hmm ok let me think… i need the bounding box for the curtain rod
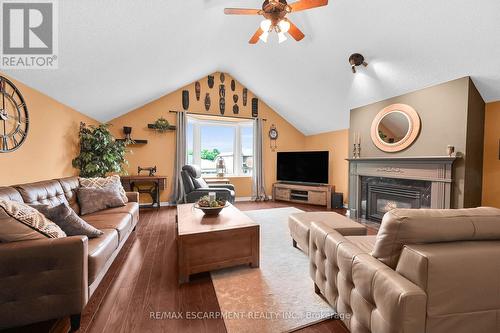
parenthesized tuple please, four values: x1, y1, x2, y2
(169, 110, 267, 121)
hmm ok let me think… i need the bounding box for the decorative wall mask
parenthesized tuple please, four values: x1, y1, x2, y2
(220, 73, 225, 83)
(182, 90, 189, 110)
(242, 88, 248, 106)
(195, 82, 201, 101)
(231, 80, 236, 91)
(233, 104, 239, 114)
(219, 98, 225, 115)
(208, 75, 214, 89)
(251, 98, 259, 118)
(204, 93, 211, 111)
(233, 94, 238, 103)
(219, 85, 225, 98)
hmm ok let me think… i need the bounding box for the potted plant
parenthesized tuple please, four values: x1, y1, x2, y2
(72, 122, 129, 177)
(152, 117, 170, 132)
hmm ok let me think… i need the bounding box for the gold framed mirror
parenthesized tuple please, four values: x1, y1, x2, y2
(370, 104, 421, 153)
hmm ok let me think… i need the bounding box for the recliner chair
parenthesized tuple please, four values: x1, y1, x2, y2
(181, 165, 236, 203)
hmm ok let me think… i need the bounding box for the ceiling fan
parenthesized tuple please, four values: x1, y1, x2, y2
(224, 0, 328, 44)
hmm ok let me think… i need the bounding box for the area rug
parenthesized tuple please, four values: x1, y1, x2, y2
(211, 207, 335, 333)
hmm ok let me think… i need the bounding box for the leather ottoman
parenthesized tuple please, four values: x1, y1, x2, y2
(288, 212, 367, 255)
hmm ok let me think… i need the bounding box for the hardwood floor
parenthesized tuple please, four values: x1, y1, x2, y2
(5, 201, 377, 333)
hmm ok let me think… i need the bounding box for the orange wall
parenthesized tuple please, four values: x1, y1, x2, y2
(0, 73, 98, 186)
(482, 101, 500, 208)
(304, 129, 349, 204)
(109, 72, 306, 202)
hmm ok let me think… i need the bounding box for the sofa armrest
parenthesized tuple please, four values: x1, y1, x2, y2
(126, 191, 139, 203)
(309, 222, 426, 333)
(208, 184, 235, 191)
(0, 236, 89, 329)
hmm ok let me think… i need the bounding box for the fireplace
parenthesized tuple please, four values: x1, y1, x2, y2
(361, 178, 431, 221)
(348, 156, 456, 221)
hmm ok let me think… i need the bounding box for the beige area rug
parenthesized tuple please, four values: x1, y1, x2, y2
(211, 207, 335, 333)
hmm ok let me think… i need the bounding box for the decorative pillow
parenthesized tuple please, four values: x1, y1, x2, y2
(0, 200, 66, 242)
(77, 187, 126, 215)
(35, 203, 103, 238)
(193, 177, 209, 189)
(79, 175, 128, 203)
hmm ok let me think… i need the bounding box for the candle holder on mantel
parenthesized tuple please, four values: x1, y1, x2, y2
(352, 133, 361, 158)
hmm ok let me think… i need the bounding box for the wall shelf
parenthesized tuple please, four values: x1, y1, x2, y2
(116, 139, 148, 144)
(147, 124, 176, 131)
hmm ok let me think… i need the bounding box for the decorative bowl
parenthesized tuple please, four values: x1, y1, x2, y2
(194, 201, 230, 216)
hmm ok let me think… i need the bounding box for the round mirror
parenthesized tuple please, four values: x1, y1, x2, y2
(371, 104, 421, 152)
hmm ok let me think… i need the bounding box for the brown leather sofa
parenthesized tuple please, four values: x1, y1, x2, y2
(309, 207, 500, 333)
(0, 176, 139, 331)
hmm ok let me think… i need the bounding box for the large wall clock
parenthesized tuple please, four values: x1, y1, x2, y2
(0, 76, 29, 153)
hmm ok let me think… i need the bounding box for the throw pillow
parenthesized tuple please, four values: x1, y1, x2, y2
(35, 203, 104, 238)
(0, 199, 66, 242)
(79, 175, 128, 203)
(193, 177, 209, 189)
(77, 187, 126, 215)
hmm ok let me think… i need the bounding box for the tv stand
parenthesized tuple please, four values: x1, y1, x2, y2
(272, 183, 333, 209)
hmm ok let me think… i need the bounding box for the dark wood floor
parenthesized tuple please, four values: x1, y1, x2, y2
(5, 201, 378, 333)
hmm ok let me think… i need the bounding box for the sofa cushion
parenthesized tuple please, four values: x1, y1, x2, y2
(15, 180, 68, 207)
(372, 207, 500, 268)
(58, 176, 81, 214)
(79, 175, 128, 203)
(193, 177, 209, 189)
(0, 187, 24, 203)
(83, 213, 132, 242)
(86, 202, 139, 225)
(87, 228, 119, 284)
(77, 187, 126, 215)
(0, 200, 66, 241)
(37, 203, 104, 239)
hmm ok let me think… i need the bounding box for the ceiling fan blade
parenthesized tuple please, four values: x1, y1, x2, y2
(224, 8, 261, 15)
(249, 27, 264, 44)
(289, 0, 328, 12)
(287, 20, 305, 41)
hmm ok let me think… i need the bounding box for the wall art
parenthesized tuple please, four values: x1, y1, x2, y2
(208, 75, 214, 89)
(219, 98, 225, 115)
(219, 84, 225, 98)
(231, 80, 236, 91)
(195, 81, 201, 101)
(233, 104, 239, 114)
(182, 90, 189, 110)
(242, 88, 248, 106)
(233, 94, 238, 103)
(204, 93, 211, 111)
(220, 72, 225, 83)
(251, 98, 258, 118)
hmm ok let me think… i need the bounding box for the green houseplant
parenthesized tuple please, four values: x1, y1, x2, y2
(152, 117, 170, 132)
(72, 122, 129, 177)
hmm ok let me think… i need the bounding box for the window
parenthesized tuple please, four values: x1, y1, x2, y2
(187, 116, 253, 176)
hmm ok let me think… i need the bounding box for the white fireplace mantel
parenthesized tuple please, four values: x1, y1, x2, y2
(347, 156, 458, 218)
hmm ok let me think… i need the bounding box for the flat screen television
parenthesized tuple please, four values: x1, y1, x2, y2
(277, 151, 329, 185)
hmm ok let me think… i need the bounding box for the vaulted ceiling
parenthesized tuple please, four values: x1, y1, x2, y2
(4, 0, 500, 135)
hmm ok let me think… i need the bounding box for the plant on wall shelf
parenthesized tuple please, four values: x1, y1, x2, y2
(152, 117, 170, 132)
(72, 122, 129, 177)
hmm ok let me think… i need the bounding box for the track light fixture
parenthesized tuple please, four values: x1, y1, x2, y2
(349, 53, 368, 73)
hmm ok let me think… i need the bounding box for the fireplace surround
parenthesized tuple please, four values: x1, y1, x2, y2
(348, 156, 457, 220)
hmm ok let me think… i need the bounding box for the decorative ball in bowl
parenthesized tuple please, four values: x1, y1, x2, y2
(194, 196, 229, 216)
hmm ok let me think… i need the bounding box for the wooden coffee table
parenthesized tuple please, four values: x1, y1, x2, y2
(176, 203, 260, 283)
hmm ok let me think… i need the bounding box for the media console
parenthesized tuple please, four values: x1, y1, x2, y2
(272, 182, 333, 209)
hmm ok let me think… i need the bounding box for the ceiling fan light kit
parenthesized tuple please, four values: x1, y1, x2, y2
(224, 0, 328, 44)
(349, 53, 368, 73)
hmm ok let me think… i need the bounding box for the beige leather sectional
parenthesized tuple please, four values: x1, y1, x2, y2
(310, 207, 500, 333)
(0, 176, 139, 331)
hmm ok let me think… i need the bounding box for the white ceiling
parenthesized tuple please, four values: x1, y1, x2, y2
(4, 0, 500, 135)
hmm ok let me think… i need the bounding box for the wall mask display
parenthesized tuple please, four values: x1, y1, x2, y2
(242, 88, 248, 106)
(220, 73, 225, 83)
(182, 90, 189, 110)
(204, 93, 211, 111)
(233, 104, 239, 114)
(219, 84, 225, 98)
(219, 98, 225, 115)
(370, 103, 421, 153)
(231, 80, 236, 91)
(207, 75, 214, 89)
(195, 81, 201, 101)
(251, 98, 259, 118)
(233, 94, 238, 103)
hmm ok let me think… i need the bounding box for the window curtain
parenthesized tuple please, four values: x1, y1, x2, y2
(252, 118, 269, 201)
(172, 111, 187, 203)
